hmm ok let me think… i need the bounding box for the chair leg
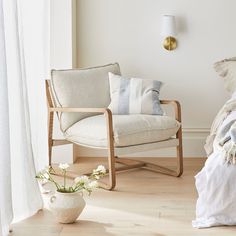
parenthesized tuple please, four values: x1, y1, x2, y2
(107, 146, 116, 190)
(73, 144, 78, 164)
(176, 138, 183, 177)
(99, 109, 116, 190)
(98, 147, 116, 191)
(48, 112, 54, 166)
(48, 142, 52, 166)
(175, 123, 183, 177)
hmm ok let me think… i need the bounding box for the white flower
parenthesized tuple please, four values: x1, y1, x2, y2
(74, 175, 89, 184)
(59, 163, 69, 170)
(95, 165, 106, 174)
(44, 173, 50, 180)
(88, 180, 98, 189)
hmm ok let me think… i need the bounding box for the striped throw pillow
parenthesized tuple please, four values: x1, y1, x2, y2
(108, 72, 164, 115)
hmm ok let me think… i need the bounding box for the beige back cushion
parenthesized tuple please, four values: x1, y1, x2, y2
(51, 63, 121, 132)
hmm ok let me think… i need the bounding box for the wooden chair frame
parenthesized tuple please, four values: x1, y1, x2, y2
(46, 80, 183, 190)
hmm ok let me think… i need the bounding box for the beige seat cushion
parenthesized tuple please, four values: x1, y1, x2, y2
(64, 114, 180, 147)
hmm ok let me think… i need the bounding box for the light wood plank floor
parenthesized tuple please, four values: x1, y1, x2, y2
(11, 157, 236, 236)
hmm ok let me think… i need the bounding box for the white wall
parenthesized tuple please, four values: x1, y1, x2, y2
(50, 0, 75, 69)
(76, 0, 236, 157)
(50, 0, 76, 163)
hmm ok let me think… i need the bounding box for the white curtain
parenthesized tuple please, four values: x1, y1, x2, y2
(0, 0, 49, 235)
(0, 0, 13, 235)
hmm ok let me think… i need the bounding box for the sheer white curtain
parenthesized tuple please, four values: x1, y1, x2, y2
(0, 0, 49, 235)
(0, 0, 13, 235)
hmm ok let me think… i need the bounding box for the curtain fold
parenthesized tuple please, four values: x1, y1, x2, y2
(0, 0, 13, 234)
(0, 0, 49, 234)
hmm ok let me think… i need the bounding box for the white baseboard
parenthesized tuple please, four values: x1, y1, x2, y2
(182, 128, 209, 157)
(52, 144, 74, 163)
(74, 128, 210, 158)
(52, 128, 210, 163)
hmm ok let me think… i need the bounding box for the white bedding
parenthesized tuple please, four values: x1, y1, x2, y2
(193, 110, 236, 228)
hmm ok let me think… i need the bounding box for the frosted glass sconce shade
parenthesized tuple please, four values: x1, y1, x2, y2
(161, 15, 177, 51)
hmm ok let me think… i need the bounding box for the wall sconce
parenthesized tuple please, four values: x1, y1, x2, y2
(161, 15, 177, 51)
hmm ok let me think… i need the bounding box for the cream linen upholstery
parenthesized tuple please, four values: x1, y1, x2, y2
(51, 63, 121, 131)
(64, 114, 180, 147)
(46, 62, 183, 190)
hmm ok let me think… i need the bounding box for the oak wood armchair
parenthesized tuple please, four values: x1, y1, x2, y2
(46, 63, 183, 190)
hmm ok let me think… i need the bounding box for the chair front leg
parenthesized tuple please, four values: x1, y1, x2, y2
(173, 100, 183, 177)
(106, 143, 116, 190)
(176, 126, 183, 177)
(104, 109, 116, 190)
(48, 110, 54, 166)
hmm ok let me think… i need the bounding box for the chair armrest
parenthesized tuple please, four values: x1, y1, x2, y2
(48, 107, 111, 114)
(160, 100, 182, 122)
(48, 107, 114, 141)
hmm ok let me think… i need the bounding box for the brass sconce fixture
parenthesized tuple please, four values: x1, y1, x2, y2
(161, 15, 177, 51)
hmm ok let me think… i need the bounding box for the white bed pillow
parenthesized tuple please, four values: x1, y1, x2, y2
(214, 57, 236, 94)
(108, 72, 164, 115)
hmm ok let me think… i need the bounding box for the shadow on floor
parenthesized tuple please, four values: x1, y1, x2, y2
(10, 209, 116, 236)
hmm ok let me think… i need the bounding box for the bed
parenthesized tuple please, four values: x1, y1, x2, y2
(193, 58, 236, 228)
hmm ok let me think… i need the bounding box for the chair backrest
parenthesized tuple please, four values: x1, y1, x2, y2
(50, 63, 121, 132)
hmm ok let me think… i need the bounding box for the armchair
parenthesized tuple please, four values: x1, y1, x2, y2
(46, 63, 183, 190)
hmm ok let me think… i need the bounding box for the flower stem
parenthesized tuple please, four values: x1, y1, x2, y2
(64, 170, 66, 190)
(48, 173, 61, 190)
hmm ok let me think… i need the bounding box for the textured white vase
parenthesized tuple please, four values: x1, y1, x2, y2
(49, 191, 86, 224)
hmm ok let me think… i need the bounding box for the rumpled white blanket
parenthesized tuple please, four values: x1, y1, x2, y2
(193, 109, 236, 228)
(204, 91, 236, 157)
